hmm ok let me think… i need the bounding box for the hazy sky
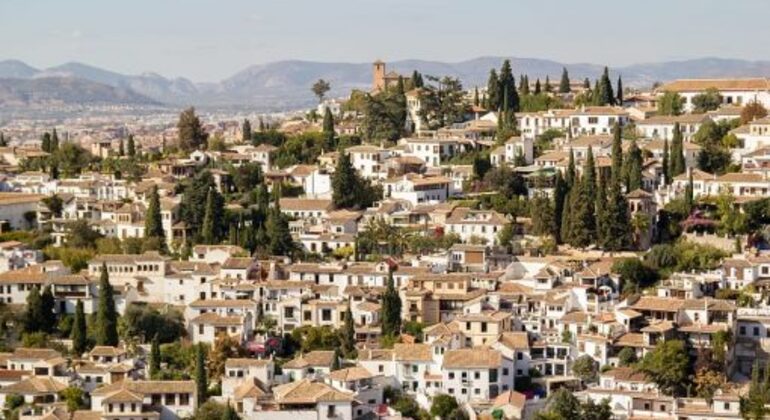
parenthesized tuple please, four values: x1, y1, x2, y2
(1, 0, 768, 82)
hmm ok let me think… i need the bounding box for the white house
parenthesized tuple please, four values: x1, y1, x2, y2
(657, 78, 770, 113)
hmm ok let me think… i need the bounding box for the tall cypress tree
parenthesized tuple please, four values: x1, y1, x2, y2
(610, 123, 623, 185)
(486, 69, 500, 111)
(553, 171, 568, 244)
(566, 149, 576, 188)
(150, 334, 161, 378)
(596, 172, 609, 247)
(616, 76, 624, 105)
(145, 186, 164, 241)
(534, 79, 542, 95)
(473, 88, 480, 107)
(0, 132, 6, 147)
(51, 128, 60, 152)
(23, 286, 43, 333)
(127, 134, 136, 158)
(685, 172, 695, 213)
(381, 270, 402, 337)
(332, 153, 360, 209)
(71, 300, 87, 355)
(41, 133, 51, 153)
(599, 67, 615, 106)
(195, 344, 207, 406)
(118, 139, 125, 156)
(559, 67, 571, 93)
(520, 75, 530, 96)
(96, 263, 119, 346)
(583, 147, 597, 207)
(201, 189, 217, 244)
(266, 202, 294, 256)
(670, 123, 686, 177)
(602, 180, 630, 251)
(498, 60, 519, 112)
(342, 305, 356, 357)
(662, 138, 671, 185)
(242, 119, 252, 143)
(40, 285, 56, 333)
(625, 140, 643, 191)
(544, 76, 552, 93)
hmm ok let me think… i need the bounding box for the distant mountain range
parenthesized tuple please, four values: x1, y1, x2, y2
(1, 57, 770, 111)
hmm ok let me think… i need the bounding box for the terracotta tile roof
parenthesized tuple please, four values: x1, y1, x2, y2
(222, 257, 254, 270)
(283, 351, 335, 369)
(1, 377, 67, 395)
(657, 78, 770, 93)
(190, 312, 244, 326)
(226, 358, 272, 369)
(188, 299, 256, 308)
(279, 198, 333, 212)
(603, 367, 650, 382)
(272, 379, 354, 404)
(358, 349, 394, 362)
(631, 296, 686, 312)
(614, 332, 646, 348)
(393, 344, 433, 362)
(495, 332, 530, 349)
(493, 390, 527, 409)
(443, 348, 502, 369)
(329, 366, 376, 382)
(92, 380, 195, 396)
(89, 346, 126, 358)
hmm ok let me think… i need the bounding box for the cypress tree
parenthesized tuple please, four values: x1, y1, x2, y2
(0, 132, 6, 147)
(145, 186, 164, 241)
(332, 347, 342, 371)
(616, 76, 624, 105)
(322, 107, 336, 150)
(670, 123, 686, 177)
(71, 300, 87, 355)
(486, 69, 500, 111)
(195, 344, 207, 406)
(596, 173, 608, 247)
(332, 153, 360, 209)
(40, 285, 56, 333)
(41, 133, 51, 153)
(266, 203, 293, 256)
(583, 147, 597, 206)
(118, 139, 125, 156)
(342, 305, 356, 358)
(583, 78, 591, 90)
(625, 140, 643, 191)
(473, 88, 480, 107)
(553, 171, 568, 243)
(498, 60, 519, 112)
(23, 286, 43, 333)
(566, 149, 576, 188)
(534, 79, 541, 95)
(520, 75, 530, 95)
(412, 70, 423, 88)
(96, 263, 119, 346)
(380, 270, 402, 337)
(127, 134, 136, 158)
(51, 128, 60, 152)
(544, 76, 552, 93)
(223, 402, 240, 420)
(201, 189, 218, 244)
(150, 334, 161, 378)
(566, 181, 594, 248)
(610, 122, 623, 185)
(602, 180, 630, 251)
(662, 138, 671, 185)
(242, 119, 252, 143)
(599, 67, 615, 106)
(559, 67, 571, 93)
(685, 172, 695, 213)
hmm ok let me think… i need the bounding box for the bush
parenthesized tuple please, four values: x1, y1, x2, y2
(612, 258, 659, 293)
(431, 394, 459, 419)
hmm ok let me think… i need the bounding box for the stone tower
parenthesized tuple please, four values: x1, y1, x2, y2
(373, 60, 386, 92)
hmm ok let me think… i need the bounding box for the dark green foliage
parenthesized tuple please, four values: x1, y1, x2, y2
(430, 394, 459, 419)
(658, 92, 685, 116)
(530, 194, 556, 237)
(559, 68, 571, 93)
(0, 132, 6, 147)
(670, 123, 686, 177)
(66, 220, 103, 249)
(691, 88, 722, 113)
(241, 119, 252, 143)
(341, 305, 356, 358)
(624, 140, 643, 191)
(23, 286, 44, 334)
(486, 69, 500, 111)
(381, 271, 402, 337)
(617, 347, 637, 366)
(546, 388, 581, 419)
(145, 186, 164, 240)
(265, 201, 295, 257)
(150, 334, 161, 378)
(596, 67, 615, 106)
(498, 60, 519, 112)
(662, 138, 671, 184)
(599, 179, 630, 251)
(610, 123, 623, 184)
(127, 135, 136, 158)
(572, 354, 599, 383)
(332, 153, 380, 210)
(616, 76, 623, 104)
(177, 107, 208, 152)
(195, 344, 208, 406)
(553, 171, 568, 243)
(419, 76, 467, 130)
(201, 190, 220, 244)
(612, 258, 659, 293)
(40, 286, 56, 333)
(71, 300, 87, 355)
(312, 79, 331, 102)
(95, 264, 119, 346)
(637, 339, 691, 396)
(122, 303, 186, 343)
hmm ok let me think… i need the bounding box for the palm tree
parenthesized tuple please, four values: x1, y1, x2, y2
(631, 213, 651, 249)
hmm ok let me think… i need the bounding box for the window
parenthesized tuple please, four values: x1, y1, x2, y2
(474, 371, 480, 379)
(448, 388, 454, 394)
(588, 117, 598, 124)
(165, 394, 176, 405)
(378, 365, 384, 373)
(322, 309, 332, 321)
(755, 326, 760, 337)
(461, 388, 467, 394)
(481, 322, 487, 333)
(474, 388, 480, 395)
(503, 368, 509, 376)
(199, 324, 204, 334)
(449, 372, 455, 379)
(327, 405, 336, 417)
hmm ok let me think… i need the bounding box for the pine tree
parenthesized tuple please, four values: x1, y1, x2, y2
(473, 88, 480, 107)
(498, 60, 519, 112)
(599, 67, 615, 106)
(266, 202, 294, 256)
(150, 334, 161, 378)
(662, 138, 671, 185)
(118, 139, 125, 156)
(341, 305, 356, 358)
(544, 76, 552, 93)
(23, 286, 43, 333)
(41, 133, 51, 153)
(127, 134, 136, 158)
(51, 128, 59, 152)
(381, 270, 402, 337)
(583, 78, 591, 89)
(71, 300, 87, 355)
(40, 285, 56, 333)
(601, 178, 630, 251)
(201, 189, 218, 244)
(534, 79, 541, 95)
(670, 123, 686, 177)
(568, 148, 597, 247)
(411, 70, 424, 88)
(322, 107, 336, 150)
(242, 119, 252, 143)
(520, 75, 530, 95)
(559, 67, 571, 93)
(616, 76, 624, 105)
(145, 186, 164, 241)
(583, 147, 597, 206)
(486, 69, 500, 111)
(685, 172, 694, 213)
(566, 149, 576, 188)
(625, 140, 643, 191)
(610, 122, 623, 185)
(96, 263, 119, 346)
(195, 344, 207, 406)
(332, 153, 360, 209)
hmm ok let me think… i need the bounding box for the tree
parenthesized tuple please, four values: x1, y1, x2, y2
(381, 270, 402, 337)
(118, 138, 125, 156)
(572, 355, 598, 383)
(657, 92, 685, 116)
(145, 186, 164, 242)
(209, 334, 246, 380)
(241, 119, 252, 143)
(71, 300, 87, 355)
(332, 152, 379, 210)
(544, 76, 552, 93)
(600, 180, 630, 252)
(636, 339, 690, 396)
(625, 140, 643, 191)
(23, 286, 43, 333)
(201, 189, 219, 244)
(150, 334, 161, 378)
(691, 88, 722, 113)
(741, 360, 769, 420)
(95, 263, 119, 346)
(177, 107, 208, 152)
(610, 123, 623, 184)
(0, 132, 6, 147)
(51, 128, 59, 152)
(534, 78, 542, 95)
(127, 134, 136, 158)
(41, 132, 51, 153)
(430, 394, 459, 419)
(195, 344, 208, 406)
(498, 60, 519, 112)
(616, 75, 624, 104)
(265, 202, 294, 256)
(558, 68, 571, 93)
(419, 75, 467, 129)
(40, 285, 56, 333)
(612, 258, 659, 294)
(617, 347, 637, 366)
(222, 402, 240, 420)
(546, 388, 581, 419)
(597, 67, 615, 106)
(530, 193, 556, 238)
(341, 305, 356, 358)
(486, 69, 500, 111)
(670, 123, 686, 177)
(662, 138, 671, 184)
(60, 386, 86, 412)
(741, 101, 768, 124)
(312, 79, 331, 102)
(553, 171, 568, 243)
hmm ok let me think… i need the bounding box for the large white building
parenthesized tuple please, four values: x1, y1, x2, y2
(657, 78, 770, 113)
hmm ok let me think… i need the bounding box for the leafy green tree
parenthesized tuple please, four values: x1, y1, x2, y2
(612, 258, 659, 293)
(741, 360, 769, 420)
(419, 75, 467, 129)
(597, 67, 615, 106)
(222, 402, 240, 420)
(41, 132, 51, 152)
(530, 193, 556, 237)
(312, 79, 331, 102)
(581, 399, 613, 420)
(617, 347, 637, 366)
(145, 186, 164, 241)
(572, 355, 599, 383)
(600, 180, 630, 251)
(195, 344, 208, 406)
(691, 88, 722, 113)
(265, 202, 294, 256)
(71, 300, 87, 355)
(657, 92, 685, 116)
(741, 101, 768, 124)
(177, 107, 208, 152)
(558, 68, 570, 93)
(332, 153, 379, 210)
(60, 386, 86, 412)
(430, 394, 459, 419)
(547, 388, 581, 419)
(23, 286, 43, 333)
(51, 128, 60, 152)
(381, 270, 402, 337)
(637, 339, 691, 396)
(95, 263, 119, 346)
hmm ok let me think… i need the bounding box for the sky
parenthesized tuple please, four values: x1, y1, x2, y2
(1, 0, 769, 82)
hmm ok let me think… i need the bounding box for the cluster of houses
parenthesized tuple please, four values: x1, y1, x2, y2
(1, 74, 770, 419)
